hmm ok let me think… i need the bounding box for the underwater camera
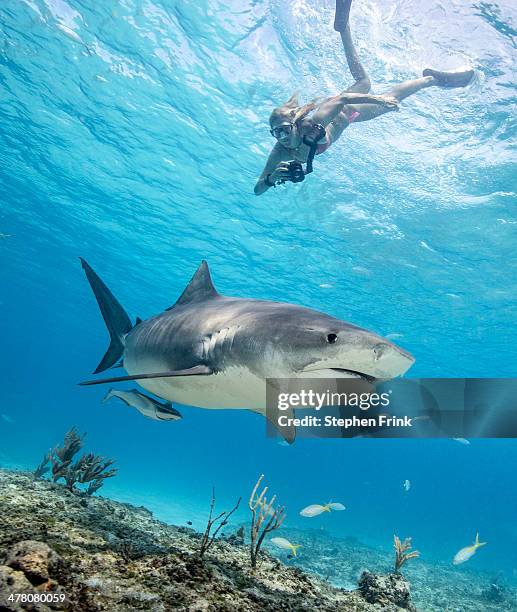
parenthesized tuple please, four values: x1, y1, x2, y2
(279, 160, 306, 183)
(278, 123, 327, 184)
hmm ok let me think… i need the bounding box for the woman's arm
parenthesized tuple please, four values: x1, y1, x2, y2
(254, 143, 292, 195)
(311, 92, 398, 127)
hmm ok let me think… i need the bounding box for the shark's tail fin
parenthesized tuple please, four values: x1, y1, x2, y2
(80, 258, 133, 374)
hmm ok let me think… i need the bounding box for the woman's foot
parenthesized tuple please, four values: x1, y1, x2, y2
(334, 0, 353, 33)
(422, 68, 475, 88)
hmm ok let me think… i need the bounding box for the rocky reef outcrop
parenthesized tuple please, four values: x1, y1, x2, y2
(1, 469, 515, 611)
(0, 469, 417, 611)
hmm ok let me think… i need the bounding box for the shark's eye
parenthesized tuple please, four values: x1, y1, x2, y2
(326, 333, 338, 344)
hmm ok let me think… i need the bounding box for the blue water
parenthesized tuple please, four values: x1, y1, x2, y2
(1, 0, 516, 588)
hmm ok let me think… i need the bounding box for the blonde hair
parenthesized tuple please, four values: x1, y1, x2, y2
(269, 92, 319, 127)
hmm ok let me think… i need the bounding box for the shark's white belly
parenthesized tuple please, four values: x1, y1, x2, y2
(130, 365, 268, 411)
(124, 355, 363, 411)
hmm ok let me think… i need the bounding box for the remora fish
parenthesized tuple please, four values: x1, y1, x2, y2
(103, 388, 182, 421)
(78, 259, 414, 443)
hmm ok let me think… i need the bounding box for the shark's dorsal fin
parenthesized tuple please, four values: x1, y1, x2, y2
(170, 261, 219, 309)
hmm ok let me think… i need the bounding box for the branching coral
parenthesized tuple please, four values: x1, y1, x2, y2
(36, 427, 117, 496)
(52, 427, 84, 465)
(74, 453, 117, 486)
(198, 488, 241, 559)
(33, 451, 51, 479)
(393, 535, 420, 573)
(249, 474, 286, 569)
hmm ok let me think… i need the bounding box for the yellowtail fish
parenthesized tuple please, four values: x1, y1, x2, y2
(270, 537, 301, 556)
(403, 479, 411, 492)
(453, 533, 486, 565)
(300, 502, 346, 517)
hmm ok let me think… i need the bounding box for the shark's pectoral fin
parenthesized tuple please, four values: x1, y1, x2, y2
(78, 365, 213, 386)
(248, 406, 296, 445)
(268, 406, 296, 445)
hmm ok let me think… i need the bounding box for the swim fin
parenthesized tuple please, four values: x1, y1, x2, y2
(334, 0, 353, 33)
(423, 68, 474, 88)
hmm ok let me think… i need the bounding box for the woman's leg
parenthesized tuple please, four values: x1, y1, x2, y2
(324, 12, 372, 143)
(333, 0, 370, 93)
(345, 75, 435, 122)
(325, 75, 433, 142)
(339, 25, 371, 93)
(346, 68, 474, 123)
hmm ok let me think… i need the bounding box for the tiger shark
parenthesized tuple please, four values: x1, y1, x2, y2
(79, 259, 414, 442)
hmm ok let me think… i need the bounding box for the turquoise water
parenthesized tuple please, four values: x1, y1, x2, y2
(1, 0, 516, 589)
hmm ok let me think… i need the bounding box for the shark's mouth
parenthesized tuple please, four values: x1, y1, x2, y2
(329, 368, 376, 384)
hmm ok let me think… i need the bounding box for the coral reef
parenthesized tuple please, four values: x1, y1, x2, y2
(33, 453, 51, 480)
(393, 535, 420, 573)
(249, 474, 285, 570)
(358, 571, 416, 611)
(0, 469, 515, 611)
(198, 488, 241, 559)
(34, 428, 117, 496)
(0, 468, 419, 611)
(226, 526, 245, 546)
(260, 526, 517, 612)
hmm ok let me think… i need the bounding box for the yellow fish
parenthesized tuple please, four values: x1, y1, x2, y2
(300, 502, 346, 517)
(270, 537, 301, 556)
(453, 533, 486, 565)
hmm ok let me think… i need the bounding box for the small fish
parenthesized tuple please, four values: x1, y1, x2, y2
(103, 388, 182, 421)
(187, 521, 192, 526)
(1, 414, 14, 424)
(271, 537, 301, 556)
(300, 502, 345, 517)
(453, 533, 486, 565)
(403, 480, 411, 492)
(0, 233, 12, 239)
(385, 332, 403, 340)
(56, 23, 83, 44)
(453, 438, 470, 445)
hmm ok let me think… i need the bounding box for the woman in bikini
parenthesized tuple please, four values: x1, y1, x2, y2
(254, 0, 474, 195)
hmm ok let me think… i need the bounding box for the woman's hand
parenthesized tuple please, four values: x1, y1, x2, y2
(268, 162, 292, 184)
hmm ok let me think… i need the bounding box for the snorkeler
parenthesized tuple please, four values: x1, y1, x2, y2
(254, 0, 474, 195)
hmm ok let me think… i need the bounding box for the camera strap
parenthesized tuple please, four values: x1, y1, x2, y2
(303, 123, 326, 175)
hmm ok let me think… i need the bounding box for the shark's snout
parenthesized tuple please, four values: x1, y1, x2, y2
(373, 341, 414, 379)
(299, 332, 414, 382)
